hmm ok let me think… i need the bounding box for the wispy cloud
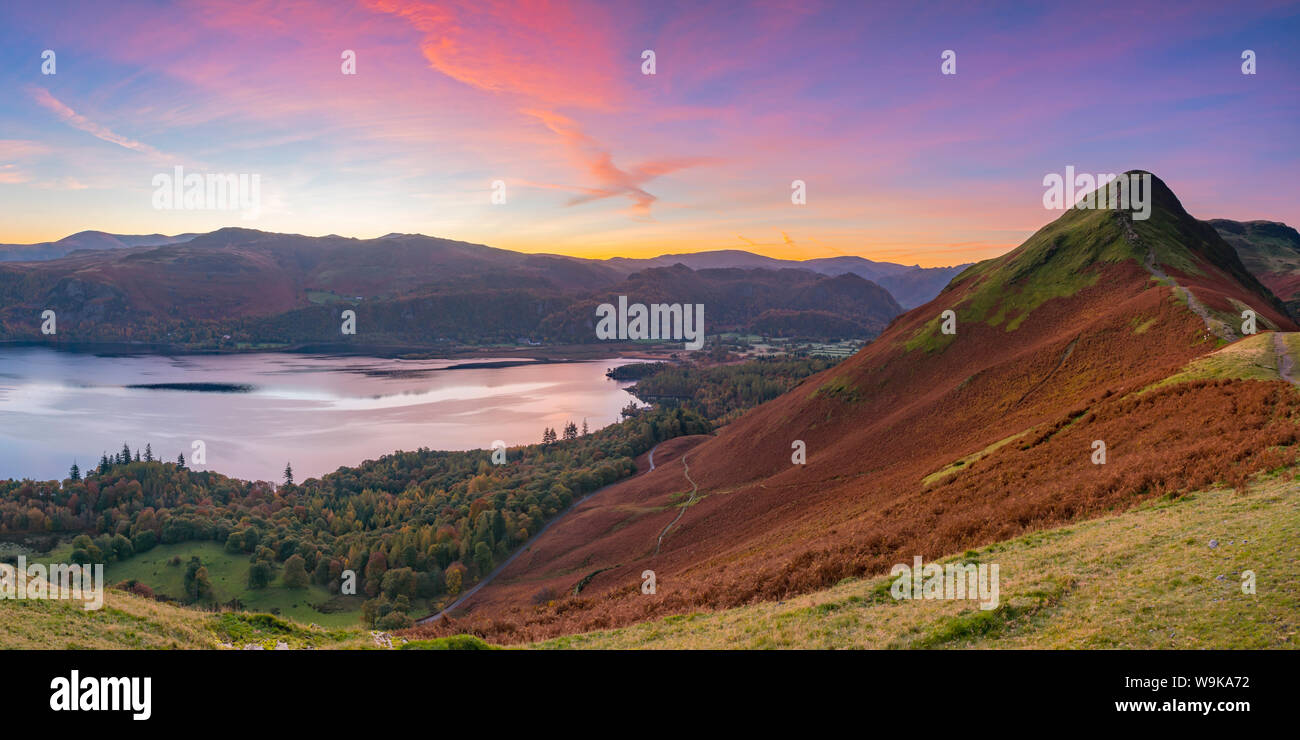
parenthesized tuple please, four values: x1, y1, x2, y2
(0, 139, 51, 185)
(27, 87, 172, 161)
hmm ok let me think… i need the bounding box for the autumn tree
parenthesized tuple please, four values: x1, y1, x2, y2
(248, 560, 273, 589)
(184, 557, 214, 602)
(444, 563, 466, 596)
(364, 551, 388, 596)
(282, 553, 308, 588)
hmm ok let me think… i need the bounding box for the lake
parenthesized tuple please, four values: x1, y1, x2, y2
(0, 347, 641, 482)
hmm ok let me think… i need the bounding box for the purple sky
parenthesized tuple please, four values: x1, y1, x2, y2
(1, 0, 1297, 264)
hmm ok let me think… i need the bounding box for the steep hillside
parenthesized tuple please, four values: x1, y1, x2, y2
(411, 173, 1300, 643)
(1212, 219, 1300, 318)
(533, 466, 1299, 649)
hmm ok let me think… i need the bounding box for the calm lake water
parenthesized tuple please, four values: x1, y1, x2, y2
(0, 347, 640, 482)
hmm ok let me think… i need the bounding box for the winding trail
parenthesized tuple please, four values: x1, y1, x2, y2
(1124, 212, 1235, 342)
(654, 453, 698, 556)
(417, 439, 668, 624)
(1275, 332, 1298, 385)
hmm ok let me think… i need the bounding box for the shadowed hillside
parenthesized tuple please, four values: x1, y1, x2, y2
(1212, 219, 1300, 319)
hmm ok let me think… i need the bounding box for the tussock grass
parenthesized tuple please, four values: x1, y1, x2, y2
(400, 635, 497, 650)
(922, 428, 1033, 486)
(0, 575, 371, 649)
(0, 583, 214, 649)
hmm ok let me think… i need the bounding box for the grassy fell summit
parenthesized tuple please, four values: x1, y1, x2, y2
(415, 172, 1300, 644)
(909, 171, 1289, 351)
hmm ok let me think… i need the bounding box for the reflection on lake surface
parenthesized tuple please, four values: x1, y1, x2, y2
(0, 347, 640, 482)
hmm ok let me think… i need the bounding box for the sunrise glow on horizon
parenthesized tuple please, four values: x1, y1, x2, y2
(1, 1, 1298, 267)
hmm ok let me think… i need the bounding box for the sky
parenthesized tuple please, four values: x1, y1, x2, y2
(0, 0, 1297, 266)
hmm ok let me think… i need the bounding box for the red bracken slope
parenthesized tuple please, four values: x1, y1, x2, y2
(409, 174, 1300, 643)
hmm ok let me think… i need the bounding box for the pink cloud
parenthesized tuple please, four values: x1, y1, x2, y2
(524, 109, 714, 215)
(363, 0, 626, 109)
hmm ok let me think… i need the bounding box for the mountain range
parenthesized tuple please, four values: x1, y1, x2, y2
(0, 229, 945, 347)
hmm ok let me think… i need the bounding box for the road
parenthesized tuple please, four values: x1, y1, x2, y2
(417, 439, 668, 624)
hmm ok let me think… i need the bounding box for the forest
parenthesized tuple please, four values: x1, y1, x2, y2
(624, 356, 835, 422)
(0, 354, 839, 627)
(0, 405, 708, 628)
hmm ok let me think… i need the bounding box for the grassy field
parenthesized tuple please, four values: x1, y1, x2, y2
(533, 464, 1300, 649)
(93, 542, 366, 627)
(0, 578, 370, 649)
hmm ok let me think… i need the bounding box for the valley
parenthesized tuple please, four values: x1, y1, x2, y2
(4, 174, 1300, 651)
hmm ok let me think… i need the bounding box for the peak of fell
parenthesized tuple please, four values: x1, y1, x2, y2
(918, 172, 1288, 345)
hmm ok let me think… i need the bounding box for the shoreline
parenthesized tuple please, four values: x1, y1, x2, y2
(0, 338, 687, 362)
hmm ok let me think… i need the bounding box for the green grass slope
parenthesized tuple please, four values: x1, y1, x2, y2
(0, 583, 370, 649)
(82, 541, 366, 628)
(1148, 331, 1300, 390)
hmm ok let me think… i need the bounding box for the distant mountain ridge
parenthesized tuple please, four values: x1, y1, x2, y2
(605, 250, 969, 308)
(0, 230, 198, 262)
(0, 230, 965, 309)
(0, 228, 905, 347)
